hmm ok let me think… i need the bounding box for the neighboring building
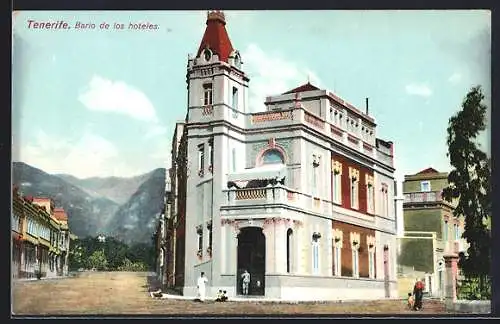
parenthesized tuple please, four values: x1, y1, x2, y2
(11, 187, 72, 279)
(155, 121, 187, 292)
(397, 167, 467, 298)
(12, 188, 24, 279)
(51, 207, 71, 276)
(165, 11, 399, 301)
(165, 122, 187, 291)
(154, 177, 171, 288)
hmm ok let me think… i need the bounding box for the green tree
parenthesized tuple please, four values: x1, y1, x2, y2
(103, 237, 129, 270)
(127, 242, 155, 271)
(68, 239, 85, 270)
(88, 249, 108, 270)
(442, 86, 491, 289)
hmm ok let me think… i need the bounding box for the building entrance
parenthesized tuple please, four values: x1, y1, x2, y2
(237, 227, 266, 296)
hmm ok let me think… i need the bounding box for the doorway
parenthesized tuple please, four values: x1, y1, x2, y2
(237, 227, 266, 296)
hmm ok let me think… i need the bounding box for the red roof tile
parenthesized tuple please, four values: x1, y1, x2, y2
(282, 82, 321, 95)
(32, 197, 51, 202)
(53, 208, 68, 221)
(416, 167, 439, 175)
(196, 11, 234, 63)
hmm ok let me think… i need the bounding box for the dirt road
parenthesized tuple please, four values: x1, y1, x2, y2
(12, 271, 451, 316)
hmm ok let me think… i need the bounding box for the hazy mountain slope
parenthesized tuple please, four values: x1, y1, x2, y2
(104, 168, 166, 245)
(56, 172, 153, 205)
(12, 162, 120, 238)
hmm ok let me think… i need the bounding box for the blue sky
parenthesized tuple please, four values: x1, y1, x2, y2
(12, 10, 491, 180)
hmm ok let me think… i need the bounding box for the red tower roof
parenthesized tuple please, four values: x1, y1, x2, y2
(196, 11, 234, 63)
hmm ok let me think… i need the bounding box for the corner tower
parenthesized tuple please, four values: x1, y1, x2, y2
(183, 11, 249, 296)
(186, 11, 249, 121)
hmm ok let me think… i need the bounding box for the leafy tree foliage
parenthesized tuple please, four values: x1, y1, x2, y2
(88, 250, 108, 270)
(442, 86, 491, 284)
(68, 236, 155, 271)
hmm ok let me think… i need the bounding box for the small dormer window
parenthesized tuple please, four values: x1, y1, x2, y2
(234, 53, 241, 69)
(203, 48, 212, 62)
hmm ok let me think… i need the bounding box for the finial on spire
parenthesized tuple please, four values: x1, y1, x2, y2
(207, 10, 226, 24)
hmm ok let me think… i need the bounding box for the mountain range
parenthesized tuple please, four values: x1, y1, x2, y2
(12, 162, 166, 245)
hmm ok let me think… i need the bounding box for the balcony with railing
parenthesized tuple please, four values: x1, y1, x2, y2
(223, 184, 331, 215)
(403, 191, 443, 204)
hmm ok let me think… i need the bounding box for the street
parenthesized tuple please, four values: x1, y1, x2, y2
(11, 271, 454, 316)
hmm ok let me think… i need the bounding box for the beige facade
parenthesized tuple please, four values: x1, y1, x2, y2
(397, 168, 467, 298)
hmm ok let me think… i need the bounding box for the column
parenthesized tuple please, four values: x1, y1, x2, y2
(221, 223, 227, 274)
(275, 220, 286, 273)
(444, 254, 459, 306)
(263, 222, 275, 274)
(230, 226, 239, 275)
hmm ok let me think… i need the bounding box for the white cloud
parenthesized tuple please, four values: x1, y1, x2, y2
(18, 130, 142, 178)
(144, 125, 167, 139)
(78, 75, 158, 123)
(405, 83, 433, 97)
(242, 43, 322, 112)
(448, 72, 462, 84)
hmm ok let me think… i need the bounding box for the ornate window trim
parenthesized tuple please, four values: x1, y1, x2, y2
(366, 174, 375, 214)
(333, 228, 343, 248)
(349, 167, 360, 180)
(332, 160, 342, 175)
(349, 167, 360, 209)
(350, 232, 361, 250)
(366, 235, 376, 251)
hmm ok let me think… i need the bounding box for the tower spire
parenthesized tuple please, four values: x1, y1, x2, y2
(196, 10, 234, 63)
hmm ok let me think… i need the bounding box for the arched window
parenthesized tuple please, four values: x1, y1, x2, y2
(262, 149, 284, 165)
(287, 229, 293, 273)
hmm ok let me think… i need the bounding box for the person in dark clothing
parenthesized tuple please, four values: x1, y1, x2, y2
(413, 278, 425, 310)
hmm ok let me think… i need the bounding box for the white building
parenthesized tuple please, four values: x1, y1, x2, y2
(172, 11, 398, 301)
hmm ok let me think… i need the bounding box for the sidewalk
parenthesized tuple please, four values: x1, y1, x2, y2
(150, 292, 405, 304)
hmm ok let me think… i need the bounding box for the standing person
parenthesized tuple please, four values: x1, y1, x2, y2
(413, 278, 425, 310)
(197, 272, 208, 302)
(241, 269, 251, 295)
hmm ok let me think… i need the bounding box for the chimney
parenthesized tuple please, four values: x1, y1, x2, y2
(365, 97, 369, 115)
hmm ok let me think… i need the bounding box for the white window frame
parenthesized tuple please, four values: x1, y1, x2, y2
(334, 245, 341, 276)
(420, 180, 431, 192)
(312, 239, 320, 275)
(203, 83, 213, 106)
(443, 220, 449, 241)
(454, 223, 460, 241)
(381, 184, 389, 217)
(334, 172, 342, 204)
(232, 86, 239, 112)
(198, 144, 205, 172)
(208, 139, 214, 167)
(368, 184, 374, 213)
(350, 178, 359, 209)
(312, 154, 321, 197)
(352, 249, 359, 278)
(366, 174, 375, 214)
(368, 250, 375, 279)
